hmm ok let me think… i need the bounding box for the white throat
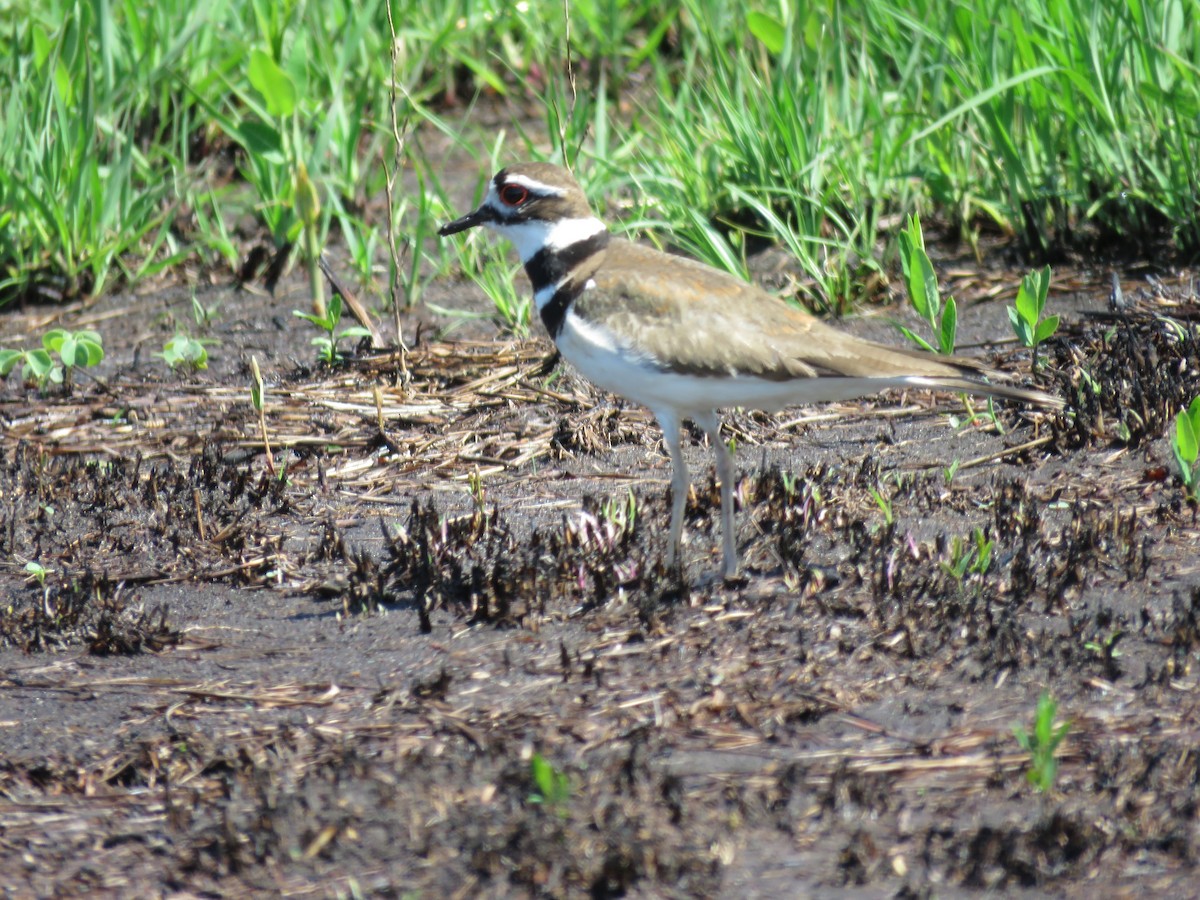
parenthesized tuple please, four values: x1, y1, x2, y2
(488, 216, 606, 263)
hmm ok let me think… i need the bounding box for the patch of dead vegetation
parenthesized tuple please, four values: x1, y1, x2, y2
(1, 272, 1200, 895)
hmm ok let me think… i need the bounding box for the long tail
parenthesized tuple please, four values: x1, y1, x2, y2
(902, 375, 1065, 409)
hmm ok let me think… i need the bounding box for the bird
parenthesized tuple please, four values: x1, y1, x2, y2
(439, 162, 1064, 579)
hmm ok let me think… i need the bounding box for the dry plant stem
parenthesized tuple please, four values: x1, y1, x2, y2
(193, 488, 207, 541)
(384, 0, 412, 383)
(957, 433, 1055, 472)
(559, 0, 578, 164)
(381, 154, 407, 359)
(318, 255, 383, 348)
(0, 342, 563, 476)
(251, 356, 276, 476)
(258, 404, 274, 475)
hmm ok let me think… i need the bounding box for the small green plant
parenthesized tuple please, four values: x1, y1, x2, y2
(0, 348, 38, 383)
(1013, 692, 1071, 792)
(940, 527, 993, 582)
(23, 561, 49, 587)
(897, 214, 956, 355)
(293, 293, 371, 364)
(46, 329, 104, 388)
(780, 469, 798, 498)
(250, 356, 275, 475)
(969, 529, 993, 575)
(191, 294, 222, 331)
(0, 329, 103, 390)
(1171, 397, 1200, 501)
(1084, 629, 1123, 667)
(22, 559, 52, 611)
(943, 459, 961, 485)
(867, 482, 894, 526)
(599, 489, 638, 540)
(157, 335, 213, 372)
(467, 467, 487, 518)
(527, 753, 571, 815)
(1008, 266, 1059, 370)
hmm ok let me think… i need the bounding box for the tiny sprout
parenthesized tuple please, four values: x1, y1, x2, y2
(1013, 692, 1070, 793)
(24, 561, 49, 586)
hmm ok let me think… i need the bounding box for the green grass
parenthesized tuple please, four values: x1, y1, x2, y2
(2, 0, 1197, 321)
(1013, 692, 1071, 793)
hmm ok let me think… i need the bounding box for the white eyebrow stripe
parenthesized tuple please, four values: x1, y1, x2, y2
(499, 173, 567, 196)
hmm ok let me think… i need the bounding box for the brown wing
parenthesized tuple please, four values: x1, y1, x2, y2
(580, 239, 991, 382)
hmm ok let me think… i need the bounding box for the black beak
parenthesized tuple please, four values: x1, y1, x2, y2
(438, 206, 492, 237)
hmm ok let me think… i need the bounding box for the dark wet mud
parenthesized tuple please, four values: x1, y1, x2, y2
(1, 265, 1199, 897)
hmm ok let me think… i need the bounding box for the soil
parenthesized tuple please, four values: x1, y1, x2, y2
(2, 220, 1200, 897)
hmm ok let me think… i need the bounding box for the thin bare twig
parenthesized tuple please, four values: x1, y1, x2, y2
(384, 0, 412, 383)
(318, 255, 383, 348)
(555, 0, 583, 170)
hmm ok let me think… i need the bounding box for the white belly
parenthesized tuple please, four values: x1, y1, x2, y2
(556, 307, 910, 418)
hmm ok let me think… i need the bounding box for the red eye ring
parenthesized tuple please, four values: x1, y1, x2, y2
(500, 184, 529, 206)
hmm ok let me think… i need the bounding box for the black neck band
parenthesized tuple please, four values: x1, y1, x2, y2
(524, 229, 610, 291)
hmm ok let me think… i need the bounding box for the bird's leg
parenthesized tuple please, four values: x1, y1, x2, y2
(694, 410, 737, 578)
(655, 410, 688, 573)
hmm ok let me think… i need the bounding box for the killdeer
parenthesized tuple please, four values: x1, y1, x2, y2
(440, 162, 1064, 578)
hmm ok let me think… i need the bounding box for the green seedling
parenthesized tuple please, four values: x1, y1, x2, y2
(943, 459, 961, 485)
(191, 294, 222, 331)
(970, 528, 993, 575)
(250, 356, 275, 475)
(45, 329, 104, 389)
(23, 561, 49, 587)
(946, 397, 1001, 434)
(0, 348, 40, 383)
(897, 214, 957, 356)
(1084, 630, 1123, 664)
(22, 560, 52, 613)
(0, 329, 103, 391)
(527, 753, 570, 815)
(868, 483, 894, 527)
(467, 467, 487, 518)
(780, 469, 798, 498)
(1008, 266, 1059, 370)
(599, 489, 638, 540)
(156, 335, 213, 372)
(939, 527, 993, 582)
(293, 292, 371, 364)
(1013, 692, 1070, 792)
(1171, 397, 1200, 501)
